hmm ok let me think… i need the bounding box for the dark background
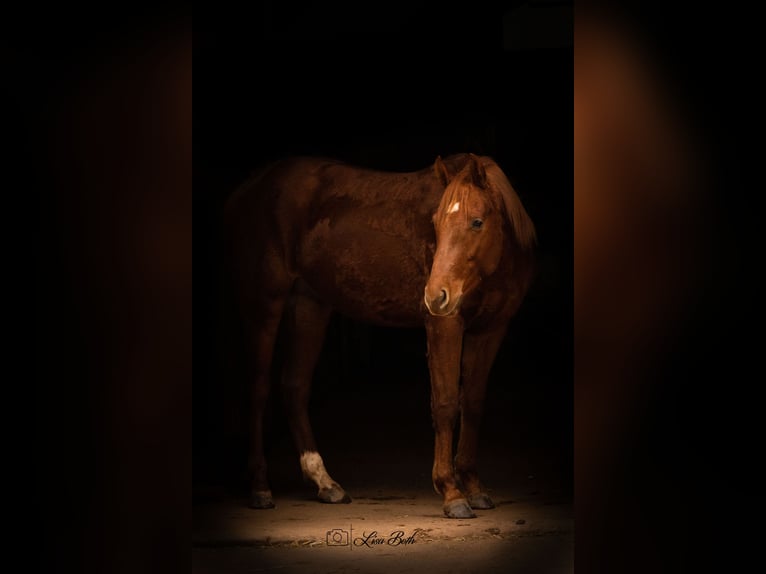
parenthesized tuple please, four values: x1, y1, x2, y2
(193, 1, 573, 500)
(27, 2, 766, 573)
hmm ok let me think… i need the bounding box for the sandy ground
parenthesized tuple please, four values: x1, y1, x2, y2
(194, 361, 572, 573)
(193, 485, 572, 574)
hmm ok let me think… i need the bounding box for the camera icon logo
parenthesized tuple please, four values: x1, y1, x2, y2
(326, 528, 350, 546)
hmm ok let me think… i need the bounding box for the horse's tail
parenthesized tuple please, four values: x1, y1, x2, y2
(223, 161, 280, 218)
(216, 160, 284, 446)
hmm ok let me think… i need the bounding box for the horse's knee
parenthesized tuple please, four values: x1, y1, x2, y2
(431, 402, 459, 428)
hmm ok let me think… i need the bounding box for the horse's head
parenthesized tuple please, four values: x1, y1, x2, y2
(424, 154, 536, 317)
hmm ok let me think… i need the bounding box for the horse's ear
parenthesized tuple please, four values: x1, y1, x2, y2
(434, 156, 451, 186)
(467, 153, 488, 187)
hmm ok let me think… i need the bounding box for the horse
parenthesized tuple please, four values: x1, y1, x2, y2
(223, 153, 536, 518)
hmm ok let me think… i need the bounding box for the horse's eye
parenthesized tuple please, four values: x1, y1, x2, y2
(471, 218, 484, 230)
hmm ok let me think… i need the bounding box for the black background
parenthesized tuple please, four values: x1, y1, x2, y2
(193, 2, 573, 499)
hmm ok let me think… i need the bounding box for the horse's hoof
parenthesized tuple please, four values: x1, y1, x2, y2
(467, 492, 495, 510)
(444, 498, 476, 519)
(249, 490, 275, 509)
(318, 485, 351, 504)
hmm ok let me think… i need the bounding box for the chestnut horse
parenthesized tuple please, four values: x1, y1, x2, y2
(224, 153, 536, 518)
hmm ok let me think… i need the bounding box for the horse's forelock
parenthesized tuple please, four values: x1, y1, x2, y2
(438, 160, 471, 212)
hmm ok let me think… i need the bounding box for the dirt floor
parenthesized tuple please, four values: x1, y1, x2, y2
(193, 488, 572, 574)
(193, 355, 573, 573)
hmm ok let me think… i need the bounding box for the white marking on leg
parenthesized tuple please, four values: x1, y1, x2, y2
(448, 201, 460, 214)
(300, 451, 337, 490)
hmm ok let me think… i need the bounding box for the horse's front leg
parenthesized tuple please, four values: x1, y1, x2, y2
(455, 325, 508, 510)
(425, 315, 473, 518)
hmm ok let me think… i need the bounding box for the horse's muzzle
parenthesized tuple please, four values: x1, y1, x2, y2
(424, 286, 461, 316)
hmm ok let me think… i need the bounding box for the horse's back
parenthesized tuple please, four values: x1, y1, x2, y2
(225, 156, 440, 255)
(224, 157, 342, 223)
(224, 156, 443, 326)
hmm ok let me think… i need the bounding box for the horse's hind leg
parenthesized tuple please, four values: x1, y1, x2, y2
(243, 286, 288, 509)
(281, 285, 350, 504)
(229, 241, 292, 509)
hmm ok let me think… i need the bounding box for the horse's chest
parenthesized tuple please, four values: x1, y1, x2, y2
(462, 284, 518, 328)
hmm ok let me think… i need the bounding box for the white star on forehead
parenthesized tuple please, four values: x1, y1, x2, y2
(448, 201, 460, 214)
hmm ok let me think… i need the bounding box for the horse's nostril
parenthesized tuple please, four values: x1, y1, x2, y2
(438, 289, 449, 309)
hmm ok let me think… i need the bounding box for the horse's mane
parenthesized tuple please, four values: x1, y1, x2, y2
(482, 158, 537, 251)
(442, 154, 537, 252)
